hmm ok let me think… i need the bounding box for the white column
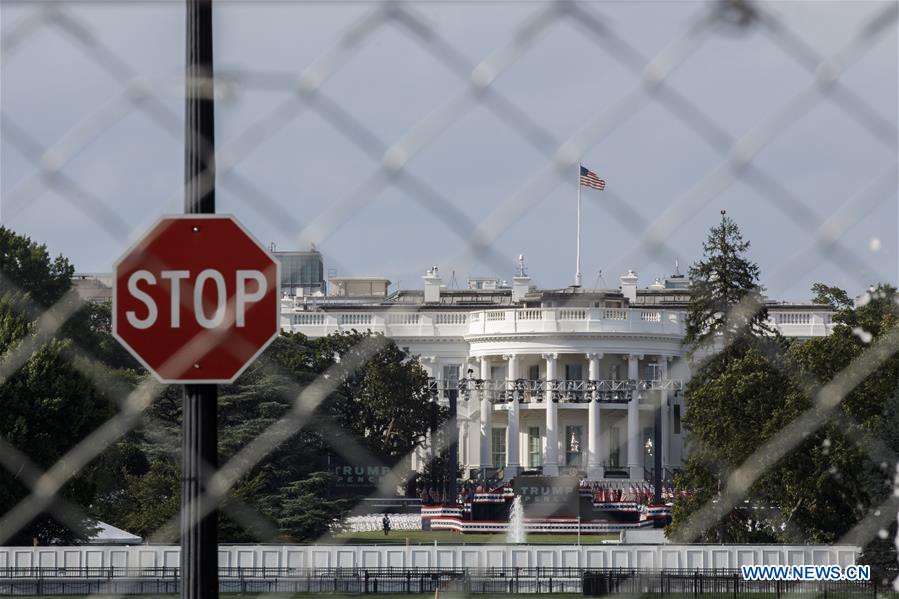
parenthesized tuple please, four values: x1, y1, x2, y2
(505, 354, 520, 480)
(463, 359, 478, 475)
(659, 355, 670, 471)
(543, 352, 559, 476)
(627, 353, 643, 479)
(479, 356, 492, 470)
(587, 352, 603, 480)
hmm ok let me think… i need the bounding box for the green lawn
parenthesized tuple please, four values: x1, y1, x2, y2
(328, 530, 617, 544)
(17, 595, 899, 599)
(0, 596, 562, 599)
(11, 595, 579, 599)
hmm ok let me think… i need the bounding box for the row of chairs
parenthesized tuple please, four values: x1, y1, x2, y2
(336, 514, 423, 533)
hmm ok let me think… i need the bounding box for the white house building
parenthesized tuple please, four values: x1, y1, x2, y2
(281, 258, 834, 484)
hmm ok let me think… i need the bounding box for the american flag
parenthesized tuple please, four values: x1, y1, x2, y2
(579, 165, 605, 190)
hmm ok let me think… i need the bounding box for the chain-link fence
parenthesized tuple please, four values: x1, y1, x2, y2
(1, 0, 898, 596)
(0, 566, 887, 596)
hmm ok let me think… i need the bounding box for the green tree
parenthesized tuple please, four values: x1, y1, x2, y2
(785, 284, 899, 581)
(0, 227, 117, 545)
(0, 226, 73, 309)
(673, 214, 776, 540)
(671, 282, 899, 583)
(322, 331, 437, 460)
(95, 331, 440, 543)
(272, 473, 350, 541)
(810, 282, 853, 311)
(0, 340, 113, 544)
(684, 212, 769, 348)
(96, 458, 179, 540)
(669, 339, 805, 542)
(60, 302, 140, 371)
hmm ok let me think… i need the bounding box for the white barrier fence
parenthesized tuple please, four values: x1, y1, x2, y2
(0, 543, 860, 571)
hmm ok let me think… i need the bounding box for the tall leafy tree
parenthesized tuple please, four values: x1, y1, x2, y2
(785, 284, 899, 582)
(0, 226, 73, 309)
(810, 282, 853, 311)
(671, 282, 899, 584)
(684, 211, 769, 349)
(0, 227, 117, 545)
(673, 213, 775, 540)
(95, 331, 441, 543)
(0, 229, 148, 545)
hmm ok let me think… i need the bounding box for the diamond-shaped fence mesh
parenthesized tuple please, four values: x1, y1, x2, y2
(1, 0, 897, 596)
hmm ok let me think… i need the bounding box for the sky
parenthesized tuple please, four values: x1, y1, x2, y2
(1, 0, 896, 302)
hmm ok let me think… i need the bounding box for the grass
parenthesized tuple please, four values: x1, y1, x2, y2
(0, 596, 571, 599)
(328, 530, 617, 544)
(16, 595, 899, 599)
(10, 595, 579, 599)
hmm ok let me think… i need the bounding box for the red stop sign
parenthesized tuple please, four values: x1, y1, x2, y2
(113, 215, 280, 383)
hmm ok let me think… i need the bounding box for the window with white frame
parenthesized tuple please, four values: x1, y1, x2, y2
(608, 426, 620, 467)
(491, 428, 506, 467)
(565, 425, 582, 468)
(528, 426, 542, 468)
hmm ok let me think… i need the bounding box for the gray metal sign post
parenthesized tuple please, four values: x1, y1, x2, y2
(181, 1, 217, 598)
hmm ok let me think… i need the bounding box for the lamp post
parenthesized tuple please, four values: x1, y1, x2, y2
(653, 389, 663, 506)
(446, 381, 458, 505)
(426, 376, 459, 506)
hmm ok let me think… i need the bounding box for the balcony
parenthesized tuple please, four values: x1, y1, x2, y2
(447, 378, 683, 404)
(282, 306, 686, 338)
(767, 310, 834, 338)
(282, 303, 834, 340)
(468, 308, 684, 337)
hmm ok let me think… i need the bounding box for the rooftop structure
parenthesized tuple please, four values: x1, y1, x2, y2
(72, 273, 113, 303)
(273, 246, 325, 297)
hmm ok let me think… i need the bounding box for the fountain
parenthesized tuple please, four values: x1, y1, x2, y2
(506, 496, 526, 544)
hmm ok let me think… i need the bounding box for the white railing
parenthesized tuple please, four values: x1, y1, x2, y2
(338, 313, 372, 326)
(293, 313, 325, 325)
(386, 313, 420, 325)
(467, 307, 686, 336)
(284, 307, 833, 339)
(559, 308, 587, 320)
(434, 312, 467, 325)
(768, 310, 834, 337)
(775, 312, 811, 324)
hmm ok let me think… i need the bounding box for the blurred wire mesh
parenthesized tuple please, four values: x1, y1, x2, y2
(1, 0, 897, 595)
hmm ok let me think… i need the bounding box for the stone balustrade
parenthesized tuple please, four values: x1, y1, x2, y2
(281, 303, 833, 340)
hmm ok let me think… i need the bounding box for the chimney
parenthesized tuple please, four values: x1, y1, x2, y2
(512, 254, 531, 303)
(620, 269, 638, 303)
(423, 266, 442, 303)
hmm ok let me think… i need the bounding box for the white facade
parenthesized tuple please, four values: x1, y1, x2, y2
(282, 265, 834, 483)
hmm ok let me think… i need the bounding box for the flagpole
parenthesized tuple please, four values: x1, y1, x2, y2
(575, 163, 582, 287)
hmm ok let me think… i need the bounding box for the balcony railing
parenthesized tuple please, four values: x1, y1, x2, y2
(282, 303, 834, 339)
(426, 378, 683, 404)
(283, 306, 687, 337)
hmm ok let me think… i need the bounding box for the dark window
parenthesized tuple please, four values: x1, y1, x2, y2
(674, 404, 681, 434)
(528, 364, 540, 380)
(564, 363, 583, 381)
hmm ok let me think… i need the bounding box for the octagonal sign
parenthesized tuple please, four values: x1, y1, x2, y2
(113, 215, 280, 383)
